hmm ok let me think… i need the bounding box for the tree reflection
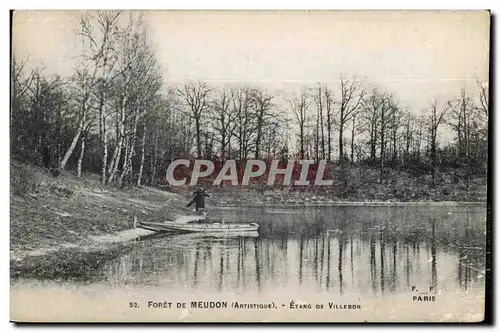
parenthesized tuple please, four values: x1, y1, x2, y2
(320, 233, 326, 286)
(338, 236, 344, 294)
(192, 244, 201, 288)
(405, 240, 411, 288)
(299, 235, 304, 287)
(350, 236, 354, 285)
(370, 235, 377, 293)
(456, 211, 486, 291)
(391, 242, 397, 292)
(254, 238, 262, 291)
(98, 206, 486, 298)
(431, 218, 437, 293)
(380, 229, 385, 294)
(326, 233, 331, 291)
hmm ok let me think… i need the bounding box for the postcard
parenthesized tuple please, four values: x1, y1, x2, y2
(10, 10, 490, 323)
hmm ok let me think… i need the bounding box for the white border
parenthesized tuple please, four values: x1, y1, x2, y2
(3, 0, 499, 10)
(2, 1, 498, 331)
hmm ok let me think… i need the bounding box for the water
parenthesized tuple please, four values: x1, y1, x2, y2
(11, 205, 487, 322)
(100, 205, 487, 297)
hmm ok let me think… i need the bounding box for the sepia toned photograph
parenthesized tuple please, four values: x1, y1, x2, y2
(10, 10, 490, 323)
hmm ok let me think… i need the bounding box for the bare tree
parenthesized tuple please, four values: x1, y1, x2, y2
(389, 107, 403, 167)
(426, 99, 449, 186)
(447, 88, 480, 189)
(377, 92, 396, 184)
(178, 82, 211, 158)
(11, 57, 38, 153)
(364, 90, 380, 165)
(401, 111, 417, 165)
(312, 83, 327, 162)
(210, 87, 235, 160)
(11, 57, 36, 131)
(289, 89, 311, 159)
(146, 91, 187, 186)
(106, 14, 150, 185)
(78, 11, 122, 184)
(71, 65, 98, 176)
(317, 83, 326, 160)
(477, 80, 489, 118)
(323, 85, 334, 161)
(350, 114, 357, 164)
(337, 75, 365, 161)
(118, 23, 162, 187)
(232, 86, 257, 160)
(253, 88, 275, 160)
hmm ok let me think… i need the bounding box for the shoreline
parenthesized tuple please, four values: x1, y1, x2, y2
(10, 227, 157, 282)
(10, 199, 486, 282)
(214, 200, 487, 208)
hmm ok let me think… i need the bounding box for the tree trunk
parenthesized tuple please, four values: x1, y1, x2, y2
(392, 128, 397, 166)
(416, 122, 422, 162)
(119, 106, 139, 187)
(102, 120, 108, 183)
(60, 115, 84, 170)
(379, 109, 386, 184)
(118, 135, 130, 185)
(380, 139, 384, 184)
(327, 110, 332, 162)
(255, 129, 261, 159)
(77, 133, 85, 177)
(464, 109, 470, 191)
(315, 107, 319, 162)
(300, 126, 305, 159)
(99, 93, 108, 185)
(350, 115, 355, 164)
(137, 121, 147, 186)
(107, 138, 118, 183)
(319, 86, 325, 160)
(338, 121, 344, 161)
(221, 135, 227, 161)
(151, 124, 159, 186)
(370, 125, 376, 164)
(431, 130, 437, 187)
(195, 117, 202, 158)
(372, 117, 378, 165)
(405, 119, 410, 164)
(118, 137, 131, 187)
(255, 111, 263, 160)
(107, 93, 127, 185)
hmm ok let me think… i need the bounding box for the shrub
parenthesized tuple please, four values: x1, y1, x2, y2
(48, 184, 74, 198)
(11, 165, 39, 196)
(11, 163, 73, 198)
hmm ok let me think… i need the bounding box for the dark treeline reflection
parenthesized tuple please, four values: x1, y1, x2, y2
(100, 206, 486, 295)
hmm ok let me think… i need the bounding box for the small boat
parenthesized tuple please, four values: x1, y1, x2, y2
(138, 231, 260, 241)
(134, 215, 259, 234)
(136, 221, 260, 233)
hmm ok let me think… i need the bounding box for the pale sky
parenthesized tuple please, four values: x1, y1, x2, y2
(13, 10, 490, 116)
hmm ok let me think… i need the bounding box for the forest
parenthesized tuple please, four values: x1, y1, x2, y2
(11, 11, 489, 201)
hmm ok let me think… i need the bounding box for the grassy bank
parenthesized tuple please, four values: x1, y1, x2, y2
(10, 161, 199, 280)
(183, 165, 487, 206)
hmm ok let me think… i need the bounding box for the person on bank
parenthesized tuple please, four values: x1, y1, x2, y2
(186, 187, 211, 212)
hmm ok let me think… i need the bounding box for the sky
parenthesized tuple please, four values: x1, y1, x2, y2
(12, 10, 490, 134)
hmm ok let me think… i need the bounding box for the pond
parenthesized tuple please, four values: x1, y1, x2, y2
(101, 205, 487, 296)
(11, 205, 488, 322)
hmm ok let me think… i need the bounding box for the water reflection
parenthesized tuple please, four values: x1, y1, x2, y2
(100, 206, 486, 297)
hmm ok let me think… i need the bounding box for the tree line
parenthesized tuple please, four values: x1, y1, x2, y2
(11, 11, 489, 189)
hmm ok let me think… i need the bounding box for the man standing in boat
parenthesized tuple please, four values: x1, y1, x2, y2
(186, 187, 211, 213)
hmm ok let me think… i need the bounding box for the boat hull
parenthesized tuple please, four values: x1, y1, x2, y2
(137, 221, 259, 233)
(138, 230, 259, 241)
